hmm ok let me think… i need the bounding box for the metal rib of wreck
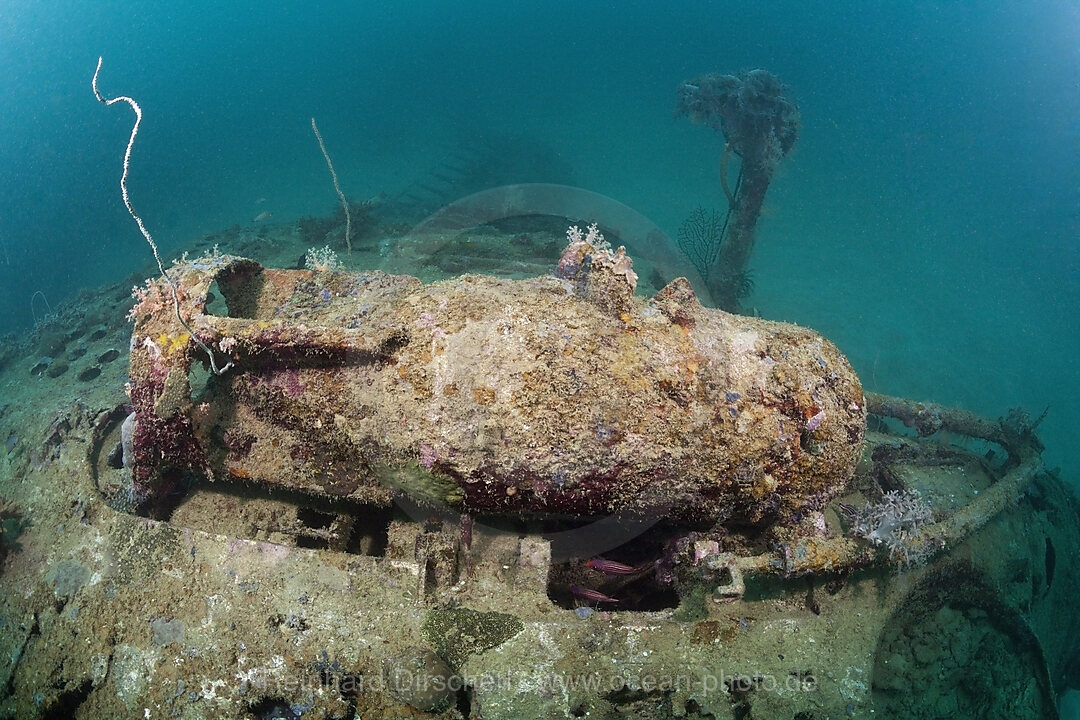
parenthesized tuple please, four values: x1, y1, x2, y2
(126, 241, 866, 527)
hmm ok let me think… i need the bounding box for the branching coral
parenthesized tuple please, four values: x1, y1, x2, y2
(676, 207, 723, 284)
(845, 489, 935, 567)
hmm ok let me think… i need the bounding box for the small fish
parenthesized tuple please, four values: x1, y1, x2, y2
(252, 210, 273, 222)
(586, 558, 640, 575)
(569, 584, 619, 604)
(254, 197, 268, 205)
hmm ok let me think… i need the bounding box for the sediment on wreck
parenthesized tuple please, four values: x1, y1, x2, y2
(126, 244, 866, 529)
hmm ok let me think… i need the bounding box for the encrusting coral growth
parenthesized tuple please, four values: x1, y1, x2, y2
(556, 223, 639, 313)
(0, 498, 26, 569)
(123, 230, 867, 531)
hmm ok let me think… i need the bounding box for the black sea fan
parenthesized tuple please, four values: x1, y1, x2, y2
(676, 206, 724, 283)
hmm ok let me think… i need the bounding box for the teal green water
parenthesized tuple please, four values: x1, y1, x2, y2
(0, 3, 1078, 716)
(1, 2, 1077, 542)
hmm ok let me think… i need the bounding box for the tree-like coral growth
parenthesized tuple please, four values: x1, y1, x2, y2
(675, 69, 800, 175)
(845, 489, 936, 567)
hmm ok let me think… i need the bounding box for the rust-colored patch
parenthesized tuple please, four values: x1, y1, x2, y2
(472, 386, 496, 405)
(692, 620, 722, 644)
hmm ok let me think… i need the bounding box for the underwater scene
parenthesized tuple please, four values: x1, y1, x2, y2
(0, 1, 1078, 719)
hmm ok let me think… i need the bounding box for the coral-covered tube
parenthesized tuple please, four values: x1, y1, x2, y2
(127, 245, 865, 528)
